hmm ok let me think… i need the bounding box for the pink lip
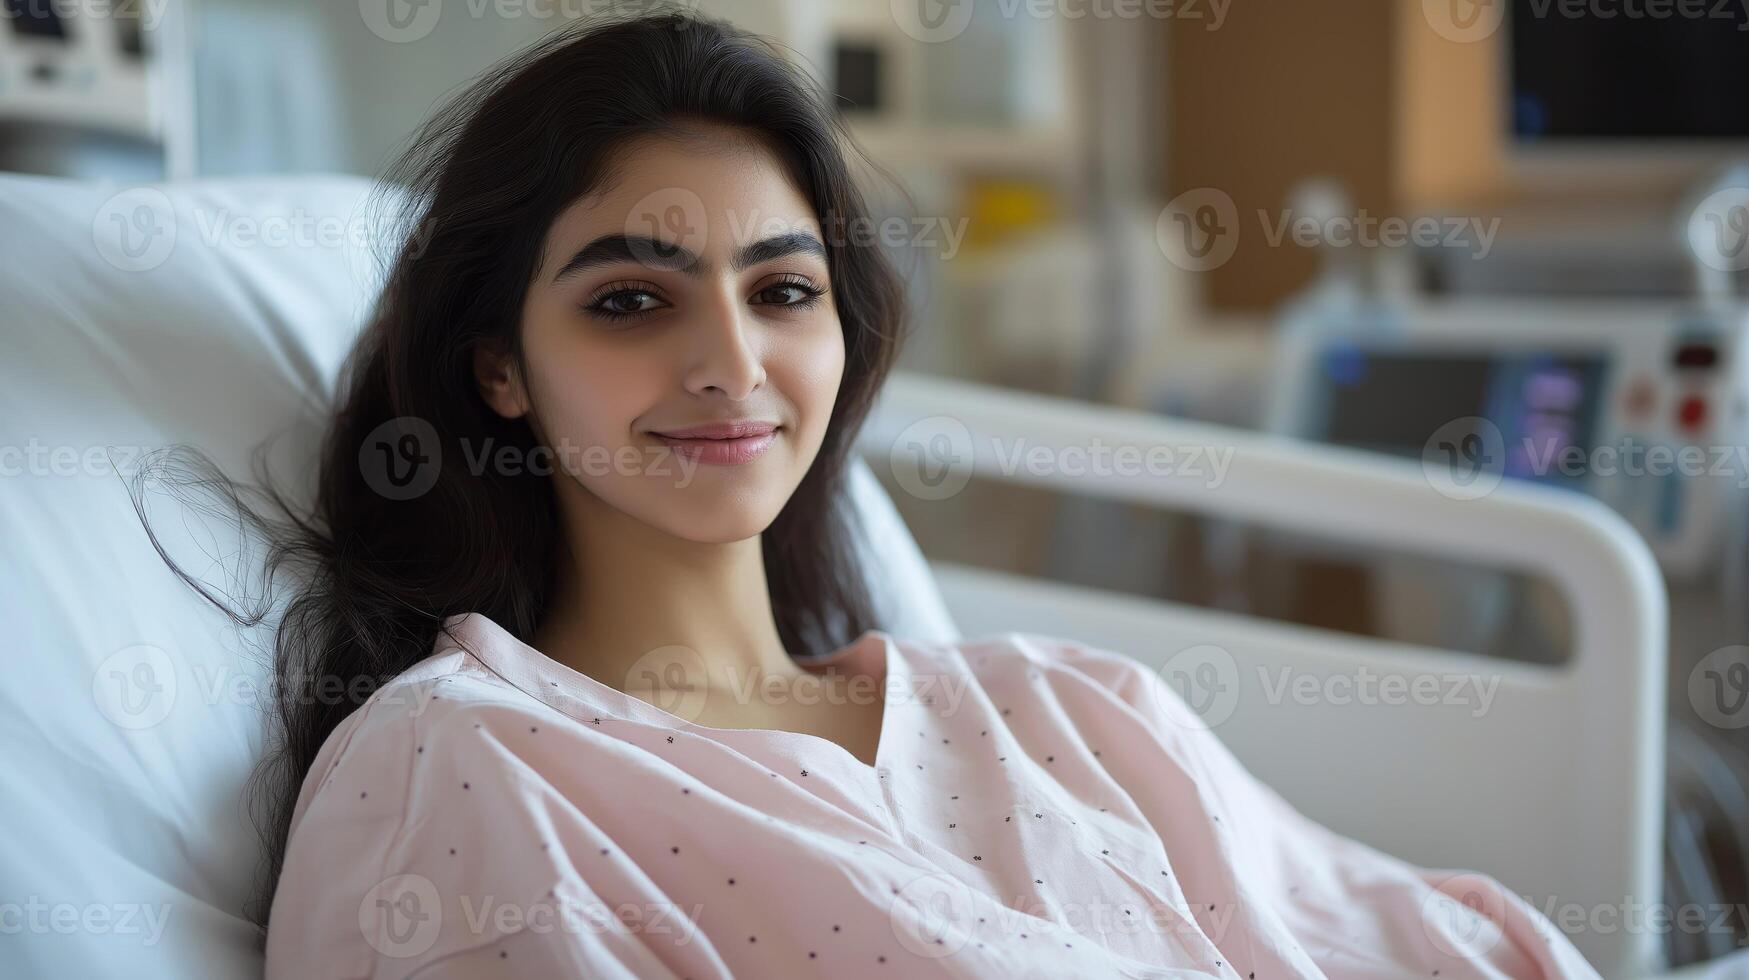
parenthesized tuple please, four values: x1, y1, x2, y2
(651, 420, 778, 440)
(651, 422, 779, 466)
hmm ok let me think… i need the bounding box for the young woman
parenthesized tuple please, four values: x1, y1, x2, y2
(176, 10, 1600, 978)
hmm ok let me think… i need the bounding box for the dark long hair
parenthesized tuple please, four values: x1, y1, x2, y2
(136, 8, 908, 938)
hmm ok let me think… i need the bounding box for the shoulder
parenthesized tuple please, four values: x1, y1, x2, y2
(936, 630, 1166, 691)
(264, 649, 574, 977)
(912, 630, 1204, 728)
(284, 644, 542, 835)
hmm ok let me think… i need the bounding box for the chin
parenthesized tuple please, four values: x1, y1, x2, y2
(624, 484, 788, 544)
(666, 509, 780, 545)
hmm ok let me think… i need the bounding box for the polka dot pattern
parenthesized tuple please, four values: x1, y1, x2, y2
(265, 614, 1599, 980)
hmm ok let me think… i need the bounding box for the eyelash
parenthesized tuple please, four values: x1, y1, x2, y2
(583, 276, 828, 324)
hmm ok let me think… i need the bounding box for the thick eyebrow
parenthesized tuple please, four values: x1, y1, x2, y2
(550, 231, 826, 284)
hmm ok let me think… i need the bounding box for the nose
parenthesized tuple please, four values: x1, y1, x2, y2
(683, 290, 766, 400)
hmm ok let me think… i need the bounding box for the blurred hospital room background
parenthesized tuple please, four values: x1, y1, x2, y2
(5, 0, 1749, 972)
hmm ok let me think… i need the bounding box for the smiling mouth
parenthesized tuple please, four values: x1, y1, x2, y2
(649, 420, 778, 440)
(650, 426, 781, 466)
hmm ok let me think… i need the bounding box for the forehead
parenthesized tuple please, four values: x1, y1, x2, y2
(545, 128, 822, 260)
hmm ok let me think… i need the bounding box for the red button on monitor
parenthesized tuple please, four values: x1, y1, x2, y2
(1677, 395, 1708, 432)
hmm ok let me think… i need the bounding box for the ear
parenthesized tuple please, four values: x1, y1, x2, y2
(473, 341, 531, 419)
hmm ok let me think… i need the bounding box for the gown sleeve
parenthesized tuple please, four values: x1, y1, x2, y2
(262, 686, 719, 980)
(1028, 633, 1605, 980)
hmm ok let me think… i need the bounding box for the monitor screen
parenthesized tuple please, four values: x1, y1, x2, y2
(1510, 6, 1749, 141)
(4, 0, 69, 40)
(1319, 348, 1608, 488)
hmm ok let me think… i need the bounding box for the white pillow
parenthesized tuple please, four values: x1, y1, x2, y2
(0, 172, 955, 978)
(0, 173, 382, 980)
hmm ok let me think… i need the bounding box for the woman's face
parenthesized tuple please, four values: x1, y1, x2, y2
(476, 127, 845, 544)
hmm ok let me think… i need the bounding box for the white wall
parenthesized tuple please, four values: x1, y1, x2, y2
(192, 0, 839, 179)
(194, 0, 565, 177)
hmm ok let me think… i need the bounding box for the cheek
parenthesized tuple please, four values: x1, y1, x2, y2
(519, 315, 654, 448)
(773, 321, 846, 433)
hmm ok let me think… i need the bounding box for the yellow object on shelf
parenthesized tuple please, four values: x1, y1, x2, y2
(959, 178, 1059, 253)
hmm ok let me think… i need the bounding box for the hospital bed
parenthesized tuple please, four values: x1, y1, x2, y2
(0, 173, 1732, 979)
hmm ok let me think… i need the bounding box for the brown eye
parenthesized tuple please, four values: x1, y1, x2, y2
(584, 285, 668, 322)
(601, 291, 658, 313)
(754, 279, 825, 308)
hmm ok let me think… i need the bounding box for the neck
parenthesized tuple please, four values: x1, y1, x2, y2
(533, 478, 805, 697)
